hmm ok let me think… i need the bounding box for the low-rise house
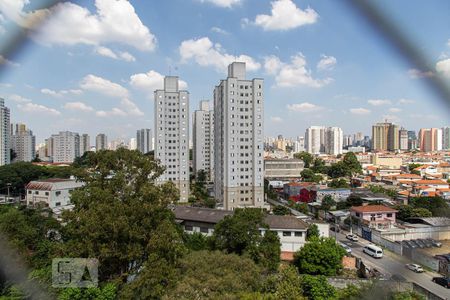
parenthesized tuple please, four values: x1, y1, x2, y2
(26, 178, 84, 210)
(412, 179, 448, 190)
(173, 206, 309, 252)
(351, 205, 398, 230)
(316, 188, 351, 203)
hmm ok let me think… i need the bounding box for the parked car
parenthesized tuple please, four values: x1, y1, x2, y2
(330, 226, 340, 232)
(421, 239, 433, 248)
(406, 264, 424, 273)
(432, 277, 450, 289)
(432, 240, 442, 248)
(346, 234, 359, 242)
(415, 239, 426, 248)
(408, 240, 419, 248)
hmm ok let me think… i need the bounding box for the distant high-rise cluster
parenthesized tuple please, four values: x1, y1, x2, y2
(95, 134, 108, 151)
(136, 128, 152, 154)
(419, 128, 442, 152)
(305, 126, 343, 155)
(10, 123, 35, 162)
(44, 131, 90, 163)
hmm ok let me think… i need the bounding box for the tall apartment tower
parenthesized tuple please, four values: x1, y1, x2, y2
(0, 99, 10, 166)
(193, 100, 214, 181)
(155, 76, 190, 202)
(372, 122, 399, 152)
(305, 126, 326, 154)
(399, 128, 408, 151)
(325, 127, 343, 155)
(443, 127, 450, 150)
(136, 128, 152, 154)
(214, 62, 265, 210)
(80, 134, 90, 155)
(96, 134, 108, 151)
(10, 123, 36, 162)
(419, 128, 443, 152)
(51, 131, 80, 163)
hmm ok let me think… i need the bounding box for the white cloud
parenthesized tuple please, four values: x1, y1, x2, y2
(253, 0, 318, 31)
(210, 26, 229, 35)
(317, 55, 337, 71)
(407, 68, 433, 79)
(96, 108, 126, 117)
(349, 108, 370, 115)
(9, 94, 31, 103)
(2, 0, 157, 52)
(17, 103, 61, 115)
(436, 58, 450, 77)
(388, 107, 402, 113)
(0, 55, 19, 67)
(120, 98, 143, 116)
(198, 0, 242, 8)
(270, 116, 283, 123)
(41, 88, 83, 97)
(64, 101, 94, 112)
(179, 37, 260, 72)
(266, 53, 332, 88)
(80, 74, 129, 98)
(130, 70, 188, 92)
(398, 98, 415, 105)
(367, 99, 391, 106)
(95, 46, 136, 62)
(287, 102, 323, 112)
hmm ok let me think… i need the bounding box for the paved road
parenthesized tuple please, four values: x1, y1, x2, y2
(332, 230, 449, 299)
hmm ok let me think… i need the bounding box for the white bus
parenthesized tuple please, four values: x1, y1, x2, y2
(363, 244, 383, 258)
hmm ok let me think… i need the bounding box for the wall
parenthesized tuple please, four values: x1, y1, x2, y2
(371, 231, 403, 255)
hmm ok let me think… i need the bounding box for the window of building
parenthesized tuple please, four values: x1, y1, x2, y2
(387, 213, 392, 217)
(294, 232, 303, 237)
(283, 231, 291, 236)
(200, 227, 208, 233)
(56, 191, 61, 196)
(55, 202, 61, 207)
(45, 192, 49, 196)
(185, 225, 193, 231)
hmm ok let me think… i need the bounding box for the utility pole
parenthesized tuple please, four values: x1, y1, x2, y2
(6, 183, 11, 200)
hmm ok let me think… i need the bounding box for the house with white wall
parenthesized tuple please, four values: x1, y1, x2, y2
(26, 178, 84, 210)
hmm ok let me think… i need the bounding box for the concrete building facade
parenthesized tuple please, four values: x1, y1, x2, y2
(95, 134, 107, 151)
(0, 99, 10, 166)
(136, 128, 152, 154)
(193, 100, 214, 181)
(214, 62, 265, 210)
(155, 76, 190, 202)
(10, 123, 35, 162)
(325, 127, 343, 155)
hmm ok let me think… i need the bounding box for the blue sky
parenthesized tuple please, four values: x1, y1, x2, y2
(0, 0, 449, 144)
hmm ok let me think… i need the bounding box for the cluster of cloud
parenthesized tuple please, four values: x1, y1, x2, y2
(252, 0, 318, 31)
(264, 53, 334, 88)
(287, 102, 323, 112)
(95, 47, 136, 62)
(41, 88, 83, 97)
(198, 0, 242, 8)
(18, 102, 61, 116)
(130, 70, 188, 92)
(179, 37, 261, 73)
(0, 0, 156, 53)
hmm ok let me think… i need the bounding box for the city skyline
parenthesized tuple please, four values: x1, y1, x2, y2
(0, 0, 449, 143)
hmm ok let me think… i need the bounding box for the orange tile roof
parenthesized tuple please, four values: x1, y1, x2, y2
(414, 180, 447, 185)
(280, 252, 295, 261)
(437, 188, 450, 192)
(351, 205, 397, 213)
(395, 174, 422, 179)
(398, 190, 410, 196)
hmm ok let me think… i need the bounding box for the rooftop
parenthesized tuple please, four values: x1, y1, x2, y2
(351, 205, 398, 214)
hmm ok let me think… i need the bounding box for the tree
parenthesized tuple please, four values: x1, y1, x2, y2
(410, 196, 450, 217)
(346, 194, 363, 207)
(263, 266, 305, 299)
(10, 149, 17, 161)
(342, 152, 362, 175)
(272, 205, 290, 215)
(306, 224, 320, 241)
(213, 208, 281, 271)
(62, 149, 181, 282)
(293, 202, 309, 214)
(294, 152, 314, 168)
(408, 163, 422, 176)
(183, 232, 210, 251)
(301, 275, 337, 300)
(311, 158, 328, 174)
(301, 169, 323, 183)
(329, 178, 350, 188)
(321, 195, 336, 211)
(293, 238, 346, 276)
(327, 162, 351, 179)
(59, 283, 117, 300)
(189, 170, 215, 208)
(164, 251, 263, 299)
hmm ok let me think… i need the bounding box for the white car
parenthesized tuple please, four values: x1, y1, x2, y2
(346, 234, 359, 242)
(339, 242, 352, 254)
(406, 264, 424, 273)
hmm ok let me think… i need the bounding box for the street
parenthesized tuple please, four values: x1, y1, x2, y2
(333, 230, 450, 300)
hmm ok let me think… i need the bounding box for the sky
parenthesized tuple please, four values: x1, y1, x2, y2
(0, 0, 449, 144)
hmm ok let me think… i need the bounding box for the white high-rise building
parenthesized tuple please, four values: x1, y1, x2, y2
(443, 127, 450, 150)
(129, 138, 137, 150)
(436, 128, 443, 151)
(214, 62, 265, 210)
(193, 100, 214, 181)
(155, 76, 190, 202)
(0, 99, 10, 166)
(80, 134, 90, 155)
(305, 126, 326, 154)
(51, 131, 80, 163)
(136, 129, 152, 154)
(325, 127, 343, 155)
(95, 134, 107, 151)
(10, 123, 35, 162)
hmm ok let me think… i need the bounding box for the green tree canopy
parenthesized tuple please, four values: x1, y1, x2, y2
(272, 205, 290, 215)
(329, 178, 350, 188)
(61, 149, 181, 282)
(301, 169, 323, 183)
(294, 152, 314, 168)
(410, 196, 450, 217)
(293, 237, 346, 276)
(342, 152, 362, 175)
(321, 195, 336, 211)
(301, 275, 337, 300)
(306, 224, 320, 241)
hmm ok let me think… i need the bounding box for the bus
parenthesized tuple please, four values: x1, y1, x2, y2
(363, 244, 383, 258)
